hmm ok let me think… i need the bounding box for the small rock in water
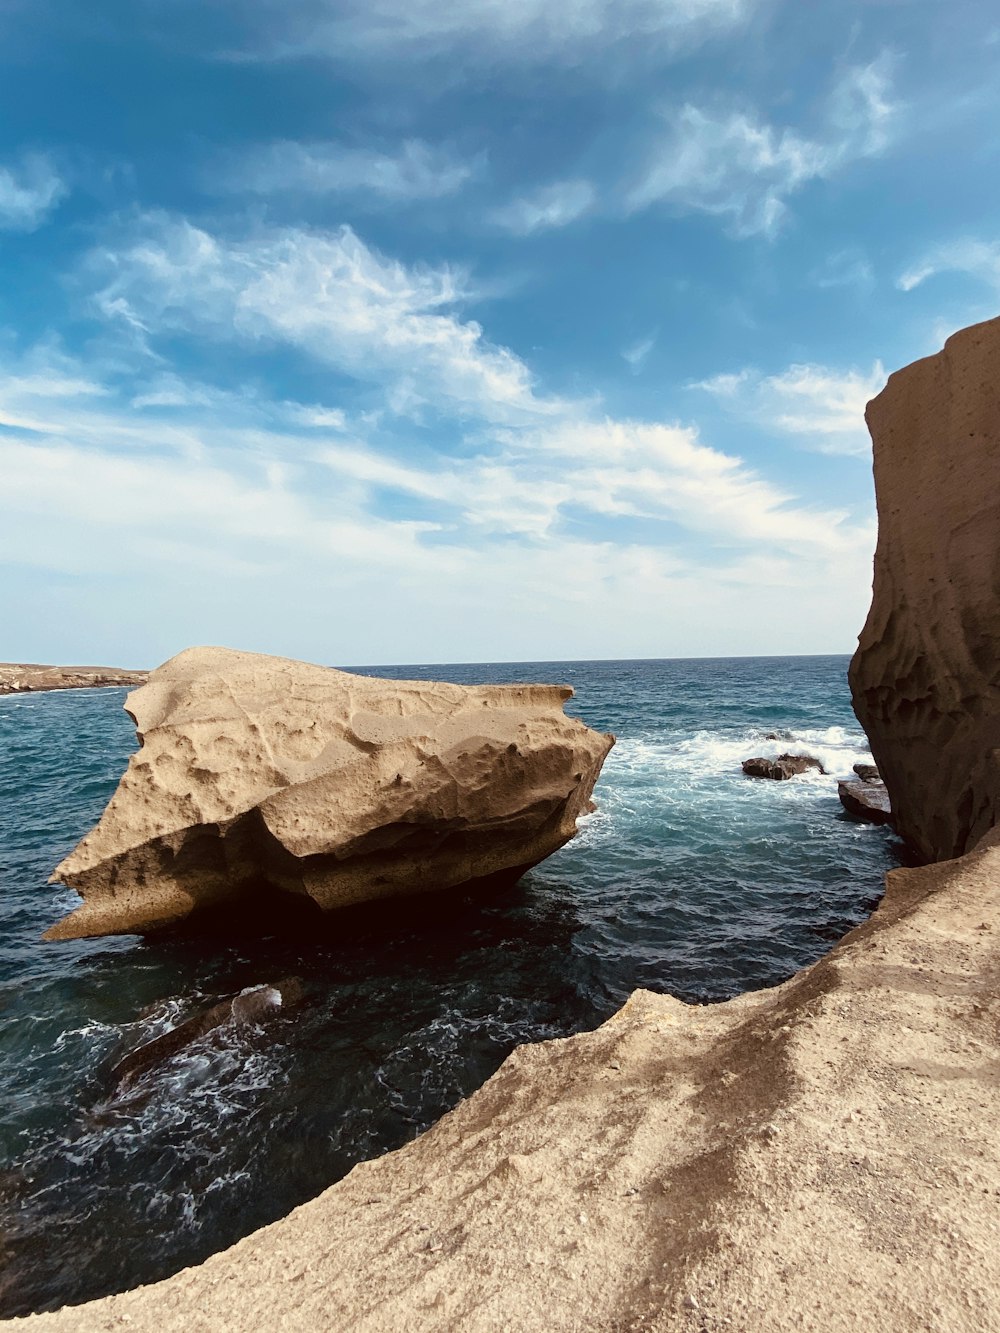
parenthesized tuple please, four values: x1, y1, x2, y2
(838, 777, 892, 826)
(105, 978, 305, 1103)
(742, 753, 826, 781)
(853, 762, 880, 781)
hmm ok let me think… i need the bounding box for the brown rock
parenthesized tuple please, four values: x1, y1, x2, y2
(849, 316, 1000, 861)
(47, 647, 613, 940)
(107, 979, 304, 1102)
(742, 752, 826, 780)
(838, 777, 892, 825)
(853, 762, 880, 781)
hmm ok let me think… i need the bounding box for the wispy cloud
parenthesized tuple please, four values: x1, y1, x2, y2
(693, 361, 887, 455)
(0, 152, 67, 232)
(621, 333, 656, 372)
(626, 56, 898, 236)
(810, 248, 874, 290)
(490, 181, 596, 235)
(898, 238, 1000, 292)
(89, 215, 564, 423)
(214, 138, 481, 201)
(237, 0, 755, 66)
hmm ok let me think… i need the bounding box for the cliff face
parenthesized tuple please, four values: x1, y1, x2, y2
(48, 647, 613, 940)
(850, 316, 1000, 862)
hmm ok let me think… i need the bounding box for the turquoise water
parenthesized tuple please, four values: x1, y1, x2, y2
(0, 656, 902, 1314)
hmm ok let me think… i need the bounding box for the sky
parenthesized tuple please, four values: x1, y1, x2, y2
(1, 0, 998, 667)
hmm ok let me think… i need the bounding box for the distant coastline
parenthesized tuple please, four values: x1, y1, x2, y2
(0, 663, 148, 696)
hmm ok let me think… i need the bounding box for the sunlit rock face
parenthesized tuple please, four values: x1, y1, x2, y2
(47, 646, 614, 940)
(849, 316, 1000, 862)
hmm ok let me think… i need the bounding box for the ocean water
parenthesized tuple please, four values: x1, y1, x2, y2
(0, 655, 903, 1315)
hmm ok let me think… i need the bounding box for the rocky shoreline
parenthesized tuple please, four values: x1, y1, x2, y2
(12, 319, 1000, 1331)
(0, 664, 148, 696)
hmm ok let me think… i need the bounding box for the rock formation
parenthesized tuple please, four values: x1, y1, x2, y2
(741, 753, 825, 780)
(47, 647, 613, 940)
(838, 775, 892, 825)
(0, 664, 147, 696)
(849, 316, 1000, 861)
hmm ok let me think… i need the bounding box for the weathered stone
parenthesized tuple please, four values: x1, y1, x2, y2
(853, 762, 880, 781)
(850, 316, 1000, 861)
(47, 647, 614, 940)
(108, 979, 305, 1100)
(838, 777, 892, 825)
(742, 753, 826, 780)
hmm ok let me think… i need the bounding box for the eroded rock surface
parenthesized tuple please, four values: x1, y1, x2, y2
(47, 647, 613, 940)
(849, 316, 1000, 861)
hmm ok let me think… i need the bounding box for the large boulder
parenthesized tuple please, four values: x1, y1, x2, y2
(849, 316, 1000, 861)
(47, 647, 614, 940)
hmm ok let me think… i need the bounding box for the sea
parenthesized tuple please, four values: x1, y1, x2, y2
(0, 655, 904, 1316)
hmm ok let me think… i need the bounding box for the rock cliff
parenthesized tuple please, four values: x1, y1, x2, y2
(849, 316, 1000, 861)
(47, 647, 613, 940)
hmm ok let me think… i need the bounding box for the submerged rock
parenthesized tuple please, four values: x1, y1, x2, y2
(838, 777, 893, 825)
(108, 979, 305, 1102)
(47, 647, 614, 940)
(850, 316, 1000, 861)
(742, 753, 826, 780)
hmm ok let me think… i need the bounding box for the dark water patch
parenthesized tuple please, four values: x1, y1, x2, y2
(0, 657, 903, 1315)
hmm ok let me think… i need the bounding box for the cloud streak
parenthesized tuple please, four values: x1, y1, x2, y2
(0, 153, 67, 232)
(213, 139, 481, 201)
(693, 361, 887, 455)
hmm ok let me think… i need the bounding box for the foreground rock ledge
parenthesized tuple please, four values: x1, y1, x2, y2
(20, 832, 1000, 1331)
(47, 647, 614, 940)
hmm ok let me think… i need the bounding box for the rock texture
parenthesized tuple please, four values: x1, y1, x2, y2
(849, 316, 1000, 862)
(19, 832, 1000, 1333)
(47, 647, 614, 941)
(0, 664, 147, 696)
(838, 776, 892, 825)
(742, 753, 825, 780)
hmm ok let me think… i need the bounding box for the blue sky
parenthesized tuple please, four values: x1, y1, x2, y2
(1, 0, 998, 666)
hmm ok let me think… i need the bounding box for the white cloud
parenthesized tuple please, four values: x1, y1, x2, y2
(627, 56, 898, 235)
(898, 238, 1000, 292)
(0, 152, 66, 232)
(693, 361, 887, 455)
(90, 216, 564, 423)
(245, 0, 754, 65)
(622, 333, 656, 372)
(215, 139, 480, 201)
(810, 248, 874, 290)
(490, 181, 596, 235)
(0, 322, 876, 661)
